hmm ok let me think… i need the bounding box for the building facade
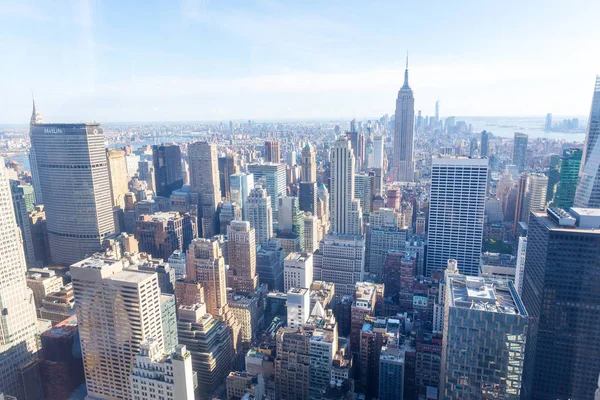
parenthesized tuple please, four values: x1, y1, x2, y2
(392, 58, 415, 182)
(426, 156, 488, 276)
(30, 123, 115, 265)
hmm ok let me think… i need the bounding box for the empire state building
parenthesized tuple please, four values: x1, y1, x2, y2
(392, 57, 415, 182)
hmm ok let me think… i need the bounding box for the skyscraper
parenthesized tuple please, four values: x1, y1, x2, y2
(519, 173, 548, 225)
(248, 163, 286, 226)
(30, 121, 115, 265)
(106, 149, 130, 209)
(480, 130, 489, 157)
(373, 135, 384, 170)
(189, 141, 221, 238)
(330, 136, 363, 235)
(153, 144, 183, 197)
(71, 256, 164, 399)
(9, 181, 36, 267)
(426, 156, 488, 276)
(28, 98, 44, 204)
(227, 221, 258, 294)
(521, 208, 600, 399)
(218, 152, 238, 201)
(301, 142, 316, 183)
(246, 186, 273, 247)
(264, 141, 281, 163)
(392, 56, 415, 182)
(440, 274, 528, 399)
(135, 212, 194, 261)
(230, 172, 254, 219)
(574, 75, 600, 207)
(317, 234, 365, 299)
(186, 238, 228, 317)
(0, 158, 39, 398)
(512, 132, 528, 173)
(547, 148, 582, 209)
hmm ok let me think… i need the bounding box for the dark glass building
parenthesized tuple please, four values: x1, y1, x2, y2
(512, 132, 528, 173)
(547, 148, 582, 210)
(521, 208, 600, 399)
(298, 181, 317, 214)
(152, 144, 183, 197)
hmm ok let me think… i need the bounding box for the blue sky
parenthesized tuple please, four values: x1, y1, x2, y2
(0, 0, 599, 123)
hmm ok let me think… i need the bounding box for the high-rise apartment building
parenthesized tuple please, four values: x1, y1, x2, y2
(138, 159, 156, 192)
(512, 132, 528, 173)
(354, 173, 372, 214)
(547, 148, 582, 209)
(227, 221, 258, 294)
(71, 256, 164, 399)
(30, 122, 115, 265)
(440, 274, 528, 399)
(135, 212, 194, 261)
(0, 158, 39, 398)
(130, 340, 196, 400)
(392, 57, 415, 182)
(317, 234, 365, 299)
(330, 136, 363, 235)
(248, 163, 286, 226)
(246, 186, 273, 246)
(230, 172, 254, 219)
(574, 76, 600, 207)
(521, 208, 600, 399)
(189, 141, 221, 238)
(186, 238, 228, 317)
(426, 156, 488, 276)
(379, 335, 406, 400)
(106, 149, 130, 209)
(303, 213, 319, 254)
(519, 173, 548, 225)
(153, 144, 184, 197)
(365, 208, 407, 278)
(177, 303, 234, 400)
(264, 141, 281, 163)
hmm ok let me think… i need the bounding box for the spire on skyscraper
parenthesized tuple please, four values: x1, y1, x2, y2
(30, 93, 43, 125)
(402, 51, 410, 89)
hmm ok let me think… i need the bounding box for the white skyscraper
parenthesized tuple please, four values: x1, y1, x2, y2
(426, 156, 488, 276)
(514, 236, 527, 296)
(330, 136, 363, 235)
(301, 142, 317, 183)
(0, 158, 39, 398)
(519, 173, 548, 225)
(286, 287, 310, 330)
(284, 252, 314, 292)
(230, 172, 254, 219)
(246, 186, 273, 246)
(373, 135, 384, 171)
(71, 256, 164, 399)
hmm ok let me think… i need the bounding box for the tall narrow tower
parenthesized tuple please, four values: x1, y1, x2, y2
(28, 97, 44, 204)
(392, 55, 415, 182)
(189, 141, 221, 238)
(301, 142, 316, 183)
(30, 118, 115, 265)
(227, 221, 258, 294)
(0, 157, 39, 398)
(330, 136, 363, 235)
(574, 75, 600, 207)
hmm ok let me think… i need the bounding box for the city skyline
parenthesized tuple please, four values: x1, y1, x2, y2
(1, 1, 599, 122)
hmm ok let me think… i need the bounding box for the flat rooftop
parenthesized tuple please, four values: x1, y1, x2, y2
(448, 276, 526, 316)
(70, 256, 121, 270)
(285, 252, 312, 262)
